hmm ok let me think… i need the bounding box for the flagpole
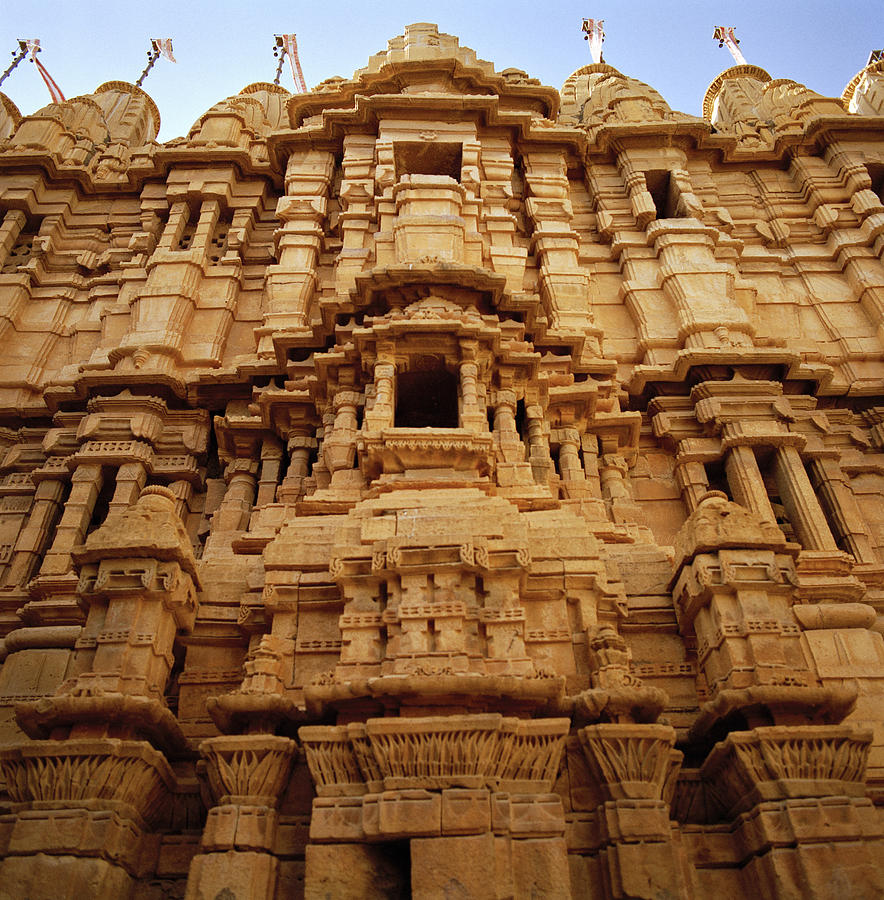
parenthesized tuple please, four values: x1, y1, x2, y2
(0, 40, 28, 89)
(272, 36, 286, 86)
(135, 42, 161, 88)
(274, 34, 308, 93)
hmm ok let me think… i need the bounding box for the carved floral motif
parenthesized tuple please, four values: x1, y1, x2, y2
(299, 715, 569, 793)
(200, 734, 298, 806)
(0, 738, 175, 826)
(701, 725, 872, 815)
(578, 723, 681, 801)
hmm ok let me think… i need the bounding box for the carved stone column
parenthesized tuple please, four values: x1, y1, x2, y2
(492, 389, 523, 463)
(772, 445, 838, 552)
(670, 492, 840, 738)
(3, 476, 66, 588)
(0, 738, 175, 897)
(558, 426, 587, 495)
(807, 456, 878, 564)
(599, 453, 642, 522)
(0, 209, 27, 269)
(725, 444, 776, 523)
(106, 460, 147, 519)
(577, 723, 685, 899)
(254, 436, 283, 508)
(277, 433, 316, 503)
(616, 156, 657, 227)
(334, 134, 375, 298)
(364, 360, 395, 431)
(480, 140, 528, 294)
(258, 148, 335, 358)
(458, 359, 485, 430)
(675, 457, 710, 513)
(323, 389, 361, 478)
(38, 463, 104, 578)
(0, 486, 198, 897)
(700, 725, 884, 898)
(212, 458, 260, 534)
(525, 404, 554, 486)
(523, 150, 595, 336)
(185, 735, 298, 900)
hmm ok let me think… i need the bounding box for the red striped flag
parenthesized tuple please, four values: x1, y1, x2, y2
(280, 34, 307, 93)
(25, 40, 65, 103)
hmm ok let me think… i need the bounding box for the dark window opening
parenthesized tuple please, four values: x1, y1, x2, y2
(645, 170, 682, 219)
(372, 840, 411, 899)
(515, 398, 527, 439)
(395, 142, 463, 182)
(551, 445, 567, 497)
(867, 164, 884, 203)
(768, 494, 798, 544)
(86, 469, 116, 536)
(395, 368, 459, 428)
(703, 460, 731, 499)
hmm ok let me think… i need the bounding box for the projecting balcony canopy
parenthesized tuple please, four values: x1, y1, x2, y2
(359, 427, 495, 481)
(349, 260, 508, 311)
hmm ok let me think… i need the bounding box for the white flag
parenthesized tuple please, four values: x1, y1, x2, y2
(151, 38, 176, 63)
(713, 26, 747, 66)
(582, 19, 605, 65)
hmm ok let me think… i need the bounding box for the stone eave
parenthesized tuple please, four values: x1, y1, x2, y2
(270, 93, 587, 165)
(0, 145, 286, 196)
(0, 174, 78, 215)
(0, 151, 94, 192)
(288, 58, 559, 127)
(582, 120, 713, 157)
(148, 147, 285, 189)
(801, 114, 884, 145)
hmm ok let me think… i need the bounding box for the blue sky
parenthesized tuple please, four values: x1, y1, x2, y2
(3, 0, 881, 140)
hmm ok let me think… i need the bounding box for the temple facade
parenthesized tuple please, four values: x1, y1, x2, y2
(0, 23, 883, 898)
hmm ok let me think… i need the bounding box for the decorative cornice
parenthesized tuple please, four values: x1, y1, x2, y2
(240, 81, 291, 97)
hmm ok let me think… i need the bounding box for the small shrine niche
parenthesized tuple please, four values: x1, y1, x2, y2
(394, 141, 463, 181)
(394, 365, 459, 428)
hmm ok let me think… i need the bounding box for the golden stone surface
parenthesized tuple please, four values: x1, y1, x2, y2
(0, 21, 882, 899)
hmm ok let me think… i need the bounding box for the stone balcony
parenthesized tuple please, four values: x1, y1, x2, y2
(358, 427, 495, 481)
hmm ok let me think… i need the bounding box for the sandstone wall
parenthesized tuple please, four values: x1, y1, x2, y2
(0, 25, 882, 899)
